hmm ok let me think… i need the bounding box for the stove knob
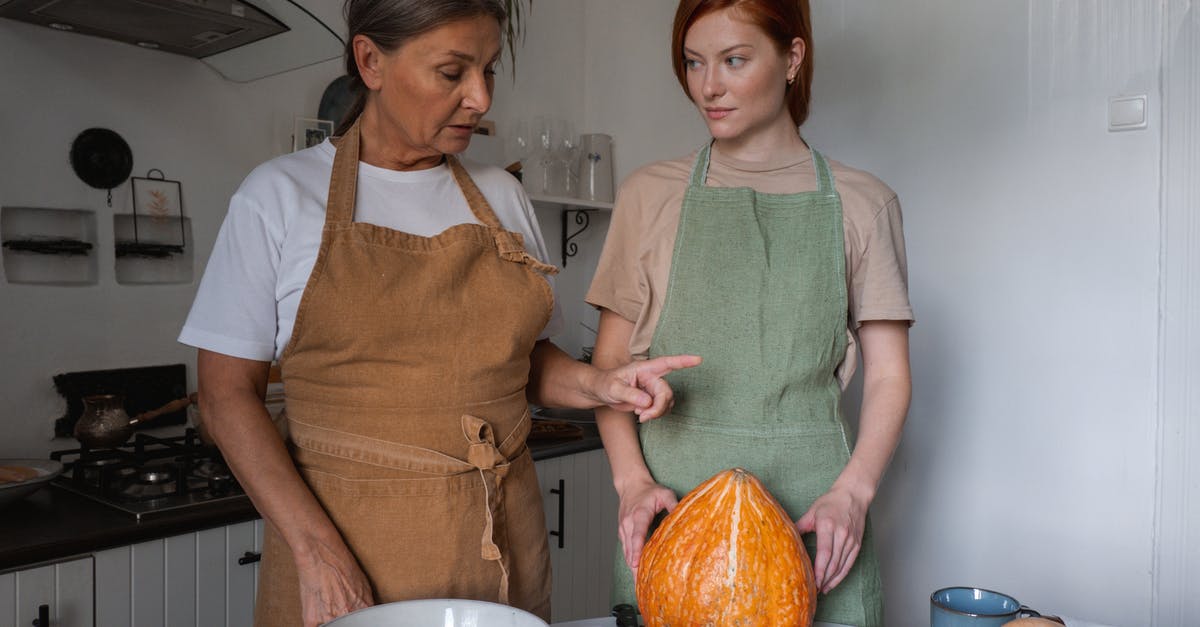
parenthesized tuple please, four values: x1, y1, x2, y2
(209, 474, 233, 495)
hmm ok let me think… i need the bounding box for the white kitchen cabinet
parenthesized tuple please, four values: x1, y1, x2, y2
(535, 448, 619, 624)
(1, 450, 606, 627)
(94, 519, 262, 627)
(0, 556, 93, 627)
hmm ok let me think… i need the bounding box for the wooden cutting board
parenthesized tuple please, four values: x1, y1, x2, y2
(529, 418, 585, 442)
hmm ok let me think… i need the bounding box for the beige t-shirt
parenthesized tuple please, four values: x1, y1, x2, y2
(585, 142, 914, 387)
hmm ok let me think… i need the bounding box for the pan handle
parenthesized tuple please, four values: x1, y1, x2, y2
(128, 395, 193, 426)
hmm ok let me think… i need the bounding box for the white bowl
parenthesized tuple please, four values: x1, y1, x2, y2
(0, 459, 62, 509)
(323, 598, 548, 627)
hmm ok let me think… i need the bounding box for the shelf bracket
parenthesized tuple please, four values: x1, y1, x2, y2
(561, 208, 596, 267)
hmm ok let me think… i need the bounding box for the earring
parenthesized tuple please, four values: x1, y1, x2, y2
(787, 74, 795, 85)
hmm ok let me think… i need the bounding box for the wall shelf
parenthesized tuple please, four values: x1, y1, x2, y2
(113, 215, 194, 285)
(529, 194, 613, 267)
(529, 193, 613, 211)
(0, 207, 98, 285)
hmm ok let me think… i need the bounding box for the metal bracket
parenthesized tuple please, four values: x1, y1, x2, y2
(561, 208, 596, 267)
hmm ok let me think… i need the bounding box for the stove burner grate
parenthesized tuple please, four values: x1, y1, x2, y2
(49, 428, 249, 519)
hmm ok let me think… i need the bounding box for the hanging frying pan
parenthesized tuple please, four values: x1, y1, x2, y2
(69, 128, 133, 206)
(318, 75, 359, 131)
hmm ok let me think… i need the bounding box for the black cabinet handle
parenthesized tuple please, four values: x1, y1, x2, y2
(548, 479, 565, 549)
(238, 551, 262, 565)
(31, 603, 49, 626)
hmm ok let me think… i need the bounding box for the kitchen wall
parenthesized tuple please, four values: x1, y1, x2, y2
(1156, 1, 1200, 622)
(489, 1, 1198, 625)
(806, 4, 1161, 625)
(0, 19, 342, 457)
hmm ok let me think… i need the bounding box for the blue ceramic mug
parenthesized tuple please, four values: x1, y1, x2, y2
(930, 587, 1043, 627)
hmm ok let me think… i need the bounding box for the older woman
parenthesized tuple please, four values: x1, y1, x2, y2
(179, 1, 698, 625)
(586, 1, 913, 625)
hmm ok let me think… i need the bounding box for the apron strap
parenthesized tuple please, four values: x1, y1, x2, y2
(326, 120, 511, 230)
(286, 413, 529, 473)
(688, 141, 714, 187)
(446, 155, 560, 276)
(324, 119, 556, 279)
(811, 148, 836, 196)
(325, 117, 362, 227)
(446, 155, 504, 229)
(461, 413, 517, 605)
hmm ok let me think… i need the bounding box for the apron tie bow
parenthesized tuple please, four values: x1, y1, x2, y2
(462, 414, 513, 603)
(468, 442, 510, 474)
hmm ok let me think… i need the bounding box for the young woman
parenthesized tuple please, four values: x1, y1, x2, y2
(586, 1, 913, 624)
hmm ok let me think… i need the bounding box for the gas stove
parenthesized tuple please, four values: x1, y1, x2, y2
(49, 428, 250, 520)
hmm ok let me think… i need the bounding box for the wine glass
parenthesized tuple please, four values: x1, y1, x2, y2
(530, 115, 557, 195)
(505, 118, 532, 166)
(545, 118, 578, 197)
(557, 121, 581, 197)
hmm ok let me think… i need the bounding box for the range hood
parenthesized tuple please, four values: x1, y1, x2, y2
(0, 0, 344, 82)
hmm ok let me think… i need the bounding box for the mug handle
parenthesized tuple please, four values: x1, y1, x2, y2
(1019, 606, 1066, 625)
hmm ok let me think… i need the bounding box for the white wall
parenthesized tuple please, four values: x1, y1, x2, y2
(493, 1, 1194, 625)
(805, 3, 1161, 625)
(0, 19, 341, 457)
(1154, 1, 1200, 623)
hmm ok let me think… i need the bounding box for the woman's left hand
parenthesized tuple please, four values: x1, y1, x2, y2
(588, 354, 702, 421)
(795, 485, 870, 594)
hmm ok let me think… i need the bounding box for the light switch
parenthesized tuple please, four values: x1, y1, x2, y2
(1109, 95, 1148, 131)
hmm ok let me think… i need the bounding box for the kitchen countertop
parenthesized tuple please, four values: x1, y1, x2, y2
(0, 483, 260, 572)
(0, 426, 602, 572)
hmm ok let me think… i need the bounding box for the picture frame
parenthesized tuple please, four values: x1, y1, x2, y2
(294, 117, 334, 152)
(125, 170, 186, 254)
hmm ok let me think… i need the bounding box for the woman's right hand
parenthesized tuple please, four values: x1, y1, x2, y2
(616, 477, 678, 573)
(198, 350, 375, 626)
(295, 542, 375, 627)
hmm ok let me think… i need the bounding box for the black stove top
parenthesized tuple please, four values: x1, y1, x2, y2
(50, 429, 249, 520)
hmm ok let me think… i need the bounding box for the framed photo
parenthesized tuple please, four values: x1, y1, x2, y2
(132, 174, 182, 224)
(125, 170, 186, 253)
(294, 117, 334, 151)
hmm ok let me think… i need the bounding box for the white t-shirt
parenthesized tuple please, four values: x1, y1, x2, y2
(179, 140, 563, 362)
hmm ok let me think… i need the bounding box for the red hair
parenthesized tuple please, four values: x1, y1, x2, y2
(671, 0, 814, 126)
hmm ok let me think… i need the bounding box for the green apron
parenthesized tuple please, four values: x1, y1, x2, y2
(612, 143, 883, 626)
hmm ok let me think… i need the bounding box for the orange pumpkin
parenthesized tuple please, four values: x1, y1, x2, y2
(635, 468, 817, 627)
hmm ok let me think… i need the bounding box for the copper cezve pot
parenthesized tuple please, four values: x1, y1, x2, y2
(73, 393, 195, 449)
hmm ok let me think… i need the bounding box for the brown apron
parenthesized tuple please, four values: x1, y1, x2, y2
(253, 117, 557, 626)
